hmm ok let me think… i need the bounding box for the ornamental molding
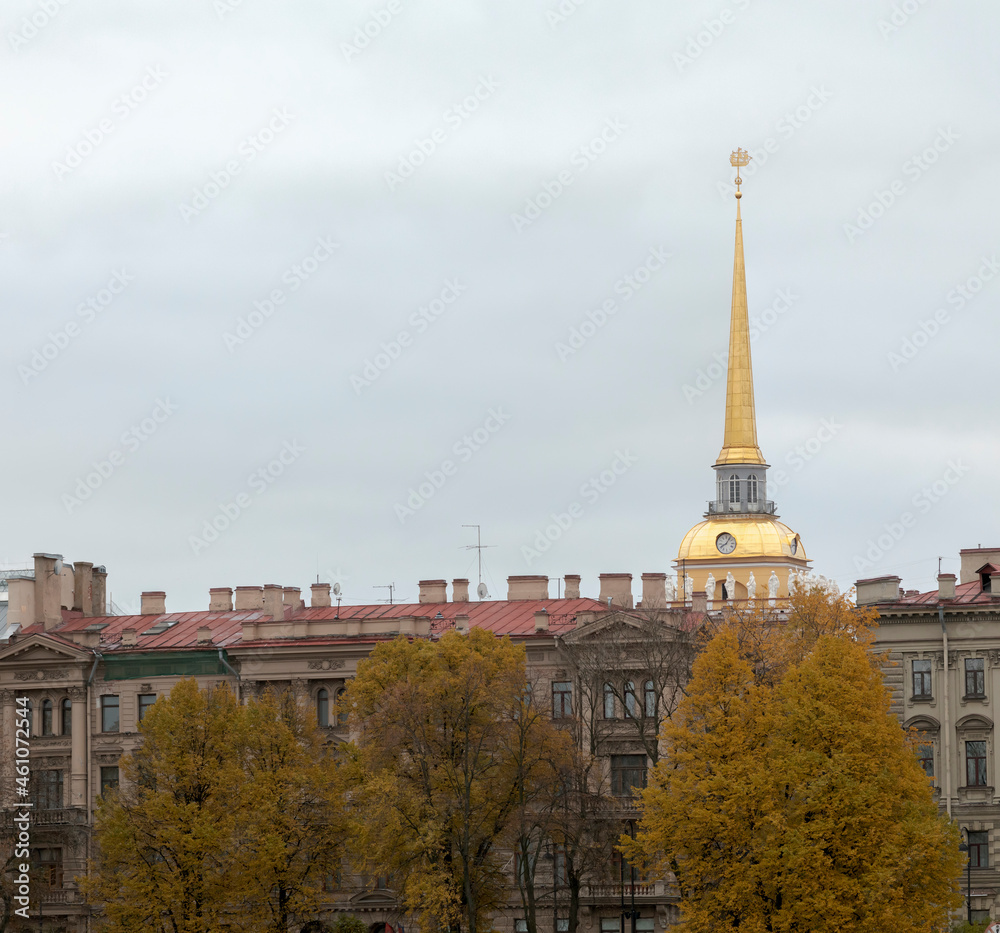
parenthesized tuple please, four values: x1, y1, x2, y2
(14, 669, 69, 682)
(307, 660, 345, 672)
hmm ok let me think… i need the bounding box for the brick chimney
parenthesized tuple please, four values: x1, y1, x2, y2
(599, 573, 633, 609)
(855, 575, 902, 606)
(92, 566, 108, 616)
(311, 583, 332, 607)
(691, 591, 707, 614)
(283, 587, 303, 611)
(234, 586, 263, 611)
(262, 584, 284, 621)
(73, 561, 94, 616)
(564, 575, 581, 599)
(418, 580, 448, 603)
(452, 579, 470, 603)
(641, 573, 667, 609)
(120, 629, 137, 646)
(937, 573, 956, 600)
(6, 577, 34, 630)
(140, 592, 166, 615)
(33, 553, 64, 630)
(210, 588, 233, 611)
(507, 576, 549, 600)
(534, 609, 549, 632)
(197, 626, 213, 644)
(455, 614, 470, 634)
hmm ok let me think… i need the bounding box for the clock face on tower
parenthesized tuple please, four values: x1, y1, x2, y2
(716, 532, 737, 554)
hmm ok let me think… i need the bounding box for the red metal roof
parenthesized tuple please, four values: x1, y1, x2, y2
(879, 579, 1000, 608)
(32, 597, 615, 652)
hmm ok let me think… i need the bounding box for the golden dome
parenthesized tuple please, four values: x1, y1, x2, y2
(677, 516, 805, 562)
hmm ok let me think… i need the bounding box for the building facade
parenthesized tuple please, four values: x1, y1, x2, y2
(862, 547, 1000, 924)
(0, 557, 697, 933)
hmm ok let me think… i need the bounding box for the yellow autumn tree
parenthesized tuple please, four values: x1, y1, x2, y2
(343, 628, 570, 933)
(627, 593, 962, 933)
(83, 679, 347, 933)
(231, 687, 347, 932)
(82, 679, 243, 933)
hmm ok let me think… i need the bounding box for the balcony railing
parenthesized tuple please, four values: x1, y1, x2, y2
(583, 882, 666, 899)
(41, 888, 85, 906)
(0, 807, 88, 828)
(706, 500, 777, 515)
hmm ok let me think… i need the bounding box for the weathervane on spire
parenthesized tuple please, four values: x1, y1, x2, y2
(730, 148, 751, 199)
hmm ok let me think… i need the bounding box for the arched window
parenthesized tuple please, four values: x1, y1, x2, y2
(61, 699, 72, 736)
(624, 682, 636, 718)
(729, 474, 740, 505)
(747, 473, 758, 504)
(603, 683, 615, 719)
(316, 689, 329, 727)
(644, 681, 656, 718)
(336, 688, 349, 726)
(41, 699, 53, 736)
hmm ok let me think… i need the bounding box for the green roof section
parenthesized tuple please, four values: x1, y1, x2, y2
(103, 650, 233, 681)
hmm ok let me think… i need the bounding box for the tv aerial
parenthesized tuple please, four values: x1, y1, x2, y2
(462, 525, 495, 600)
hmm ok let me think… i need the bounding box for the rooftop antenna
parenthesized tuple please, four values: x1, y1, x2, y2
(374, 583, 395, 605)
(462, 524, 496, 600)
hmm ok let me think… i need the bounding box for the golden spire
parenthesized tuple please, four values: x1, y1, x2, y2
(716, 148, 765, 466)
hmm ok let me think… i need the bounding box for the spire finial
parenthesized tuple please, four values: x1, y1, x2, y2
(730, 147, 751, 201)
(716, 147, 765, 467)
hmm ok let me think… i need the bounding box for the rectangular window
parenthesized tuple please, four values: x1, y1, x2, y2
(966, 741, 987, 786)
(612, 849, 642, 884)
(32, 848, 62, 889)
(966, 658, 986, 697)
(61, 699, 72, 736)
(636, 921, 655, 933)
(552, 682, 572, 719)
(554, 844, 567, 887)
(515, 848, 537, 885)
(515, 922, 529, 933)
(965, 658, 986, 697)
(969, 830, 989, 868)
(624, 682, 636, 718)
(611, 755, 647, 796)
(101, 695, 120, 733)
(556, 921, 569, 933)
(34, 770, 63, 810)
(138, 694, 156, 722)
(912, 659, 932, 697)
(601, 920, 620, 933)
(603, 684, 615, 719)
(100, 766, 119, 796)
(644, 681, 656, 719)
(916, 744, 934, 778)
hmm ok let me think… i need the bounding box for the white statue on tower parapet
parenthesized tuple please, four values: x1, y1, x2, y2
(705, 573, 716, 609)
(725, 571, 736, 605)
(768, 571, 779, 607)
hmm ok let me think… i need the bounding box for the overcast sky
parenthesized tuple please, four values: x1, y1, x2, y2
(2, 0, 997, 612)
